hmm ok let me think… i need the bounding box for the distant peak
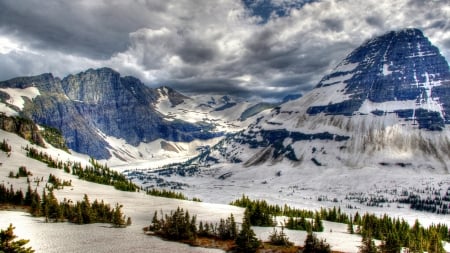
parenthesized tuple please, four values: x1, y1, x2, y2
(307, 28, 450, 130)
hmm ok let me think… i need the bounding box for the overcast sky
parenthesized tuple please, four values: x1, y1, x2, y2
(0, 0, 449, 100)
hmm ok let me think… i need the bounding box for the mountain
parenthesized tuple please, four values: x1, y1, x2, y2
(0, 68, 272, 161)
(0, 68, 218, 159)
(187, 28, 450, 172)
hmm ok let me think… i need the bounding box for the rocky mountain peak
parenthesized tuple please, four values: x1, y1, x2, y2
(62, 67, 122, 104)
(187, 29, 450, 171)
(306, 28, 450, 130)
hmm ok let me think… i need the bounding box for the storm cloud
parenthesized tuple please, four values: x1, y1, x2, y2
(0, 0, 449, 100)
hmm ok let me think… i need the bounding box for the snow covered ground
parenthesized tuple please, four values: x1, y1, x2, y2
(130, 160, 450, 224)
(2, 129, 450, 252)
(0, 130, 242, 252)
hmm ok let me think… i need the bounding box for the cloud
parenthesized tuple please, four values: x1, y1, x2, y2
(0, 0, 449, 100)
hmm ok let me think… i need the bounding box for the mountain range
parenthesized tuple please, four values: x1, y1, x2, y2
(1, 28, 450, 172)
(0, 68, 275, 161)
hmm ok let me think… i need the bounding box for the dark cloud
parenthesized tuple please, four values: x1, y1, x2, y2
(0, 0, 449, 100)
(176, 38, 217, 64)
(322, 18, 344, 32)
(0, 0, 168, 59)
(164, 78, 252, 97)
(365, 16, 384, 28)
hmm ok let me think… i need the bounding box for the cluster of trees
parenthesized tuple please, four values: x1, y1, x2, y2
(0, 184, 25, 206)
(399, 194, 450, 214)
(231, 195, 449, 252)
(147, 206, 334, 253)
(0, 183, 130, 227)
(285, 215, 323, 232)
(146, 188, 202, 202)
(146, 188, 188, 200)
(359, 213, 446, 253)
(303, 233, 331, 253)
(9, 166, 32, 178)
(231, 195, 342, 230)
(148, 208, 261, 252)
(0, 224, 34, 253)
(46, 173, 72, 190)
(0, 139, 11, 153)
(148, 207, 239, 242)
(230, 195, 277, 226)
(25, 146, 137, 192)
(268, 227, 293, 247)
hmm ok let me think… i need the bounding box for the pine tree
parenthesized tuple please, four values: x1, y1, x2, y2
(427, 228, 445, 253)
(229, 213, 238, 240)
(380, 232, 401, 253)
(235, 210, 260, 253)
(303, 232, 331, 253)
(112, 203, 126, 227)
(348, 215, 354, 234)
(150, 211, 160, 231)
(0, 224, 34, 253)
(314, 213, 324, 232)
(359, 234, 378, 253)
(81, 194, 92, 224)
(268, 227, 293, 247)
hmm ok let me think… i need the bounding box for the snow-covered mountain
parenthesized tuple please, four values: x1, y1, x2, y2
(0, 68, 273, 164)
(187, 28, 450, 172)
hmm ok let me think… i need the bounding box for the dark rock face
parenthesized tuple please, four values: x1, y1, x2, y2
(0, 68, 221, 159)
(307, 29, 450, 130)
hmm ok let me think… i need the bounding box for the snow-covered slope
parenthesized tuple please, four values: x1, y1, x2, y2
(189, 28, 450, 172)
(154, 88, 273, 133)
(0, 130, 374, 252)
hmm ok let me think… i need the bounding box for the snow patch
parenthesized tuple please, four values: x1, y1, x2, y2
(383, 63, 392, 75)
(0, 87, 40, 110)
(0, 102, 18, 116)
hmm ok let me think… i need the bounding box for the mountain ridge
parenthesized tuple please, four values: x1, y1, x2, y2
(0, 67, 223, 159)
(182, 28, 450, 172)
(0, 67, 274, 162)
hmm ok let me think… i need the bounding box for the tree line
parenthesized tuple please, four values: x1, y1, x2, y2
(231, 195, 448, 253)
(0, 183, 130, 227)
(147, 207, 333, 253)
(148, 207, 260, 252)
(358, 213, 446, 253)
(25, 146, 137, 192)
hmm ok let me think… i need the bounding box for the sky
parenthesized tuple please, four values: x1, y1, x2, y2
(0, 0, 449, 100)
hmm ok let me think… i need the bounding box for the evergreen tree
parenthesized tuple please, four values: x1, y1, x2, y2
(359, 233, 378, 253)
(380, 233, 401, 253)
(235, 210, 260, 253)
(303, 232, 331, 253)
(81, 194, 92, 224)
(229, 213, 238, 240)
(29, 189, 41, 217)
(427, 228, 445, 253)
(314, 213, 324, 232)
(348, 215, 354, 234)
(150, 211, 160, 231)
(0, 224, 34, 253)
(268, 227, 293, 247)
(112, 203, 126, 227)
